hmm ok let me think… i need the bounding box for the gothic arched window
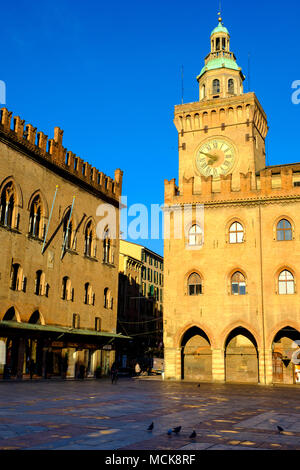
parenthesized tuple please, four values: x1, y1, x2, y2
(29, 195, 42, 238)
(0, 182, 16, 228)
(277, 219, 292, 241)
(188, 273, 202, 296)
(188, 225, 202, 246)
(229, 222, 244, 244)
(278, 270, 295, 295)
(231, 272, 246, 295)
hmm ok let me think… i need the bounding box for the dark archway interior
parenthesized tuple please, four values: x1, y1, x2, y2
(225, 327, 258, 350)
(28, 311, 41, 324)
(181, 326, 211, 348)
(3, 307, 17, 321)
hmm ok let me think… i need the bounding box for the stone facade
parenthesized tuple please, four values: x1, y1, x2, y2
(0, 106, 128, 379)
(163, 16, 300, 385)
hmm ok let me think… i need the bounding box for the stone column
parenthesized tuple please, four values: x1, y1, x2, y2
(258, 349, 273, 385)
(164, 347, 181, 380)
(212, 349, 225, 383)
(66, 348, 77, 379)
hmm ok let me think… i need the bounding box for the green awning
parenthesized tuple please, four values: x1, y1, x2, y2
(0, 321, 131, 340)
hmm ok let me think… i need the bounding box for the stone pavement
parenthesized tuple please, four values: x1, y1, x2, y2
(0, 377, 299, 450)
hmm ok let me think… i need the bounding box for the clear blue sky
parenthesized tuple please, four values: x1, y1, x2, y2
(1, 0, 299, 256)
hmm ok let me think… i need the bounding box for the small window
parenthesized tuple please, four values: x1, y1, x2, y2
(229, 222, 244, 244)
(188, 273, 202, 296)
(277, 219, 292, 241)
(278, 270, 295, 295)
(231, 272, 246, 295)
(95, 317, 101, 331)
(72, 313, 80, 329)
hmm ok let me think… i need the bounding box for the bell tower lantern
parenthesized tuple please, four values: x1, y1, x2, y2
(197, 13, 245, 101)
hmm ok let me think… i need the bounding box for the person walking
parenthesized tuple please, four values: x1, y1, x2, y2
(111, 362, 118, 384)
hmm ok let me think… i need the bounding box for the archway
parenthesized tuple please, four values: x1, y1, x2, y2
(181, 327, 212, 382)
(225, 327, 258, 383)
(272, 327, 300, 385)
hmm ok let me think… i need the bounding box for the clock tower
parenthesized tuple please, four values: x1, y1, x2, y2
(174, 13, 268, 191)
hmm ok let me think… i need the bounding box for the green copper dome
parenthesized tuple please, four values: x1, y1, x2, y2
(211, 23, 229, 36)
(197, 57, 240, 79)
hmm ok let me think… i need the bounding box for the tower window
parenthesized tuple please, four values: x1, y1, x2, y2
(216, 38, 220, 51)
(213, 79, 220, 94)
(228, 79, 235, 94)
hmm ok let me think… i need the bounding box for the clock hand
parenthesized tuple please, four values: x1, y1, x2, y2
(199, 151, 218, 161)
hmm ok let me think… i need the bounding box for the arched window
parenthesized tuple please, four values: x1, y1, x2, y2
(103, 228, 110, 263)
(216, 38, 220, 51)
(0, 181, 16, 228)
(188, 273, 202, 296)
(201, 84, 206, 100)
(62, 276, 73, 301)
(231, 272, 246, 295)
(104, 288, 113, 309)
(188, 225, 202, 246)
(35, 270, 43, 295)
(84, 282, 94, 305)
(229, 222, 244, 244)
(228, 79, 235, 94)
(10, 264, 26, 292)
(63, 209, 76, 250)
(213, 79, 220, 94)
(278, 270, 295, 295)
(85, 221, 96, 257)
(29, 195, 42, 238)
(277, 219, 292, 241)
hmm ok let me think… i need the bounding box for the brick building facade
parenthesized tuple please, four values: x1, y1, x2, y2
(0, 107, 129, 380)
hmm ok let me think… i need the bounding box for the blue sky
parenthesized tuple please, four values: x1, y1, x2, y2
(1, 0, 299, 256)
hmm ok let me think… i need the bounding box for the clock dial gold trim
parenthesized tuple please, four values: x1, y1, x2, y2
(195, 138, 236, 178)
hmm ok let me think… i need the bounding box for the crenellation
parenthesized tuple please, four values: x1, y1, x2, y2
(0, 108, 122, 199)
(13, 116, 25, 139)
(25, 124, 37, 146)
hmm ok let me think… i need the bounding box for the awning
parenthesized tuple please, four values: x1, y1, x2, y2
(0, 321, 131, 340)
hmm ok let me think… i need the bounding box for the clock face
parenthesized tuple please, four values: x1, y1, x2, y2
(195, 138, 235, 178)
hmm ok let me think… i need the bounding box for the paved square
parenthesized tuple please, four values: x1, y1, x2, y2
(0, 377, 300, 450)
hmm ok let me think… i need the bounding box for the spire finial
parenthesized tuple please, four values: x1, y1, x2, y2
(218, 1, 222, 23)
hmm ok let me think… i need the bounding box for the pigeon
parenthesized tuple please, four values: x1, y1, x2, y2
(147, 422, 154, 431)
(277, 425, 284, 434)
(197, 384, 200, 388)
(189, 430, 196, 439)
(167, 429, 172, 435)
(173, 426, 182, 434)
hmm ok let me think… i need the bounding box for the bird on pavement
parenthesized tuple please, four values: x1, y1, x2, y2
(167, 429, 172, 436)
(197, 384, 200, 387)
(189, 430, 196, 439)
(277, 425, 284, 434)
(173, 426, 182, 434)
(147, 422, 154, 431)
